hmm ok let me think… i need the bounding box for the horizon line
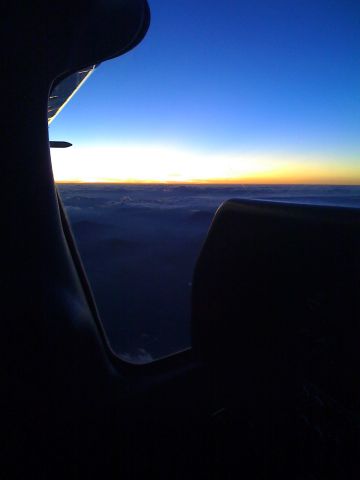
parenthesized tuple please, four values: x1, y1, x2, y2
(55, 180, 360, 186)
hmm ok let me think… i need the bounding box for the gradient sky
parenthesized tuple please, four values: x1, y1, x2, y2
(50, 0, 360, 184)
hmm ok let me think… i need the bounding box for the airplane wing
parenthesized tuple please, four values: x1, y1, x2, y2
(48, 65, 97, 124)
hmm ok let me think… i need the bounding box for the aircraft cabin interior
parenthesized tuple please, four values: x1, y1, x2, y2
(2, 1, 359, 479)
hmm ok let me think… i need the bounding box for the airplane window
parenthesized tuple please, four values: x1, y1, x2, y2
(51, 0, 360, 364)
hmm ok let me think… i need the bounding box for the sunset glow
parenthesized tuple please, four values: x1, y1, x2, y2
(49, 0, 359, 187)
(51, 145, 360, 185)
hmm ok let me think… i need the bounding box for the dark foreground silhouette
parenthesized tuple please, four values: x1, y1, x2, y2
(4, 2, 359, 478)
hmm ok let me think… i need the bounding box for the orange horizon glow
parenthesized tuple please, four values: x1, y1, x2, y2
(54, 180, 360, 185)
(51, 145, 360, 186)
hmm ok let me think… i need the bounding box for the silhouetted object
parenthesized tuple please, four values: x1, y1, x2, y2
(48, 66, 96, 123)
(192, 200, 360, 478)
(2, 1, 359, 479)
(49, 141, 72, 148)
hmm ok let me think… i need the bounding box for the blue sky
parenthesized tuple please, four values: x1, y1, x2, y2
(50, 0, 360, 183)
